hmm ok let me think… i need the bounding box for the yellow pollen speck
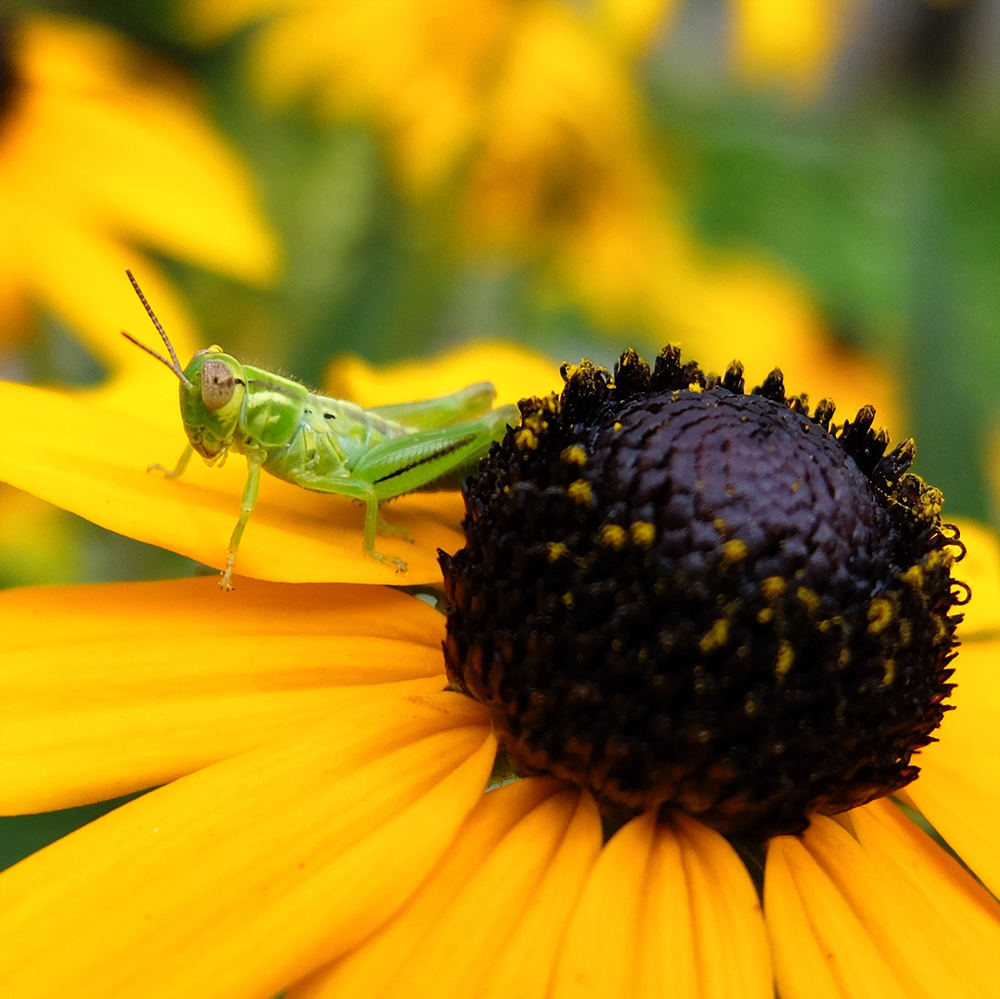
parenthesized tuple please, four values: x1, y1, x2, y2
(775, 640, 795, 679)
(638, 648, 649, 663)
(562, 592, 574, 609)
(548, 542, 568, 562)
(613, 421, 623, 432)
(838, 648, 852, 668)
(515, 428, 538, 450)
(713, 518, 727, 532)
(630, 521, 656, 547)
(797, 587, 821, 614)
(881, 658, 897, 686)
(698, 618, 730, 653)
(598, 523, 628, 549)
(761, 576, 787, 600)
(567, 480, 593, 504)
(757, 607, 773, 624)
(722, 539, 749, 564)
(790, 481, 801, 493)
(902, 564, 925, 588)
(926, 549, 952, 570)
(562, 444, 588, 466)
(898, 620, 912, 647)
(867, 597, 894, 634)
(688, 382, 703, 393)
(563, 363, 579, 379)
(744, 694, 760, 717)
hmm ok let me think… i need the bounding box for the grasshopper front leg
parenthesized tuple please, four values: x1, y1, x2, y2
(220, 452, 264, 590)
(148, 444, 194, 479)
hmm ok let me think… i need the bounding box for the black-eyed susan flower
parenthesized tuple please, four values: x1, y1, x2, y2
(0, 15, 277, 379)
(182, 0, 897, 426)
(1, 345, 998, 998)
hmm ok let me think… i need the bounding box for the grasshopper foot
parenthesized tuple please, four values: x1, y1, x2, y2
(369, 549, 408, 572)
(219, 552, 237, 591)
(148, 462, 179, 478)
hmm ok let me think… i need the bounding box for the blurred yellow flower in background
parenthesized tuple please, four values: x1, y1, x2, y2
(185, 0, 898, 431)
(731, 0, 852, 97)
(0, 15, 278, 381)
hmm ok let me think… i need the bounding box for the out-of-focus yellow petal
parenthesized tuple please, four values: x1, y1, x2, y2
(593, 0, 678, 58)
(294, 780, 601, 999)
(730, 0, 847, 98)
(0, 164, 202, 373)
(0, 381, 465, 584)
(765, 810, 1000, 999)
(0, 692, 495, 999)
(0, 17, 278, 366)
(0, 577, 448, 813)
(17, 18, 278, 280)
(907, 637, 1000, 899)
(210, 0, 509, 193)
(950, 517, 1000, 638)
(560, 212, 901, 436)
(325, 341, 562, 410)
(550, 811, 771, 998)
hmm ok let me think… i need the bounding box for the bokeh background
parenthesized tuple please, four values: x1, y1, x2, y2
(1, 0, 998, 592)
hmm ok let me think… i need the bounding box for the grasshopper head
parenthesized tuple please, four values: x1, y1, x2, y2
(179, 347, 247, 461)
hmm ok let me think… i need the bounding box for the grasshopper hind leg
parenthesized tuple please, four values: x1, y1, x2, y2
(376, 510, 414, 544)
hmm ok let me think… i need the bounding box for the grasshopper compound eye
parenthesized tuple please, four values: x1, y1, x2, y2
(201, 359, 236, 409)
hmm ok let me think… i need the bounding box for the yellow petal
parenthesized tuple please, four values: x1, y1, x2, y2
(551, 811, 771, 998)
(14, 17, 278, 282)
(294, 779, 601, 999)
(667, 812, 772, 999)
(593, 0, 679, 59)
(325, 340, 562, 411)
(0, 692, 495, 999)
(950, 517, 1000, 638)
(0, 17, 278, 369)
(765, 810, 1000, 999)
(0, 381, 465, 584)
(730, 0, 844, 98)
(2, 182, 201, 373)
(550, 810, 652, 999)
(765, 827, 907, 999)
(849, 798, 1000, 996)
(0, 576, 447, 813)
(907, 637, 1000, 898)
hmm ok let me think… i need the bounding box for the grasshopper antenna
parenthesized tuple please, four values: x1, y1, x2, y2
(120, 269, 193, 388)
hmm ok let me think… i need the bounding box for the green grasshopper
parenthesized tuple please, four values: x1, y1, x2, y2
(121, 270, 518, 590)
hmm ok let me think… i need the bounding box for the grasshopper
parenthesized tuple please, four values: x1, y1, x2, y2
(121, 271, 518, 590)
